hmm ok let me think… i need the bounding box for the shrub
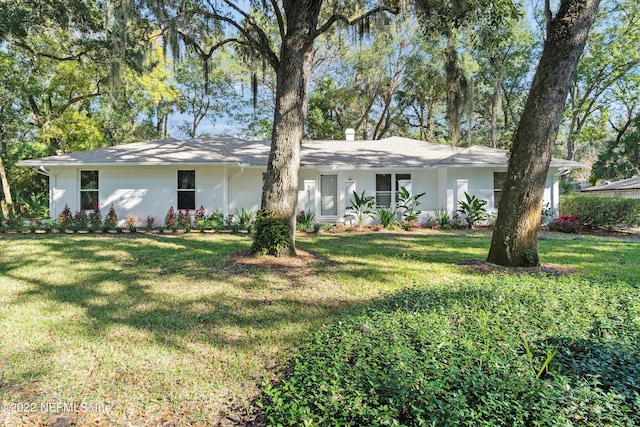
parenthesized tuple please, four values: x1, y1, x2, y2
(177, 209, 191, 230)
(235, 208, 256, 232)
(73, 210, 89, 230)
(194, 206, 206, 225)
(207, 210, 225, 230)
(57, 204, 73, 228)
(296, 210, 316, 231)
(145, 215, 157, 231)
(397, 187, 425, 222)
(89, 208, 102, 230)
(346, 190, 376, 227)
(561, 194, 640, 230)
(251, 209, 292, 256)
(164, 206, 177, 229)
(125, 213, 139, 231)
(548, 216, 580, 233)
(457, 192, 488, 228)
(434, 208, 450, 227)
(377, 207, 398, 228)
(104, 205, 118, 230)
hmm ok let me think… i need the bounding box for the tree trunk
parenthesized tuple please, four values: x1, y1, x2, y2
(260, 1, 321, 256)
(0, 156, 15, 216)
(487, 0, 601, 267)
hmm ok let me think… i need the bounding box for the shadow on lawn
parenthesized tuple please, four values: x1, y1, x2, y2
(6, 234, 351, 352)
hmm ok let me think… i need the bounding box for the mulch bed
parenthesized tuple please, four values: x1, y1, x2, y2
(458, 259, 576, 277)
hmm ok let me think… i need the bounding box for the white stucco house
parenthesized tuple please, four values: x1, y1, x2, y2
(18, 135, 582, 226)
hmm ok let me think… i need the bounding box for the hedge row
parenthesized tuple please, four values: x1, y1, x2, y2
(560, 195, 640, 230)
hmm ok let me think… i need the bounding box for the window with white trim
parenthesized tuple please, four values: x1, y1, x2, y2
(80, 170, 99, 211)
(376, 173, 412, 207)
(178, 170, 196, 210)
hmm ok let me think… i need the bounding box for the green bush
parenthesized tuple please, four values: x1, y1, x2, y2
(260, 282, 640, 426)
(377, 207, 398, 228)
(561, 195, 640, 230)
(251, 209, 292, 256)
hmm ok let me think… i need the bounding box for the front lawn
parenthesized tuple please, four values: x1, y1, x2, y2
(0, 231, 639, 425)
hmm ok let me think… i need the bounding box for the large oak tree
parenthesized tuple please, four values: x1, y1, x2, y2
(146, 0, 398, 256)
(487, 0, 601, 267)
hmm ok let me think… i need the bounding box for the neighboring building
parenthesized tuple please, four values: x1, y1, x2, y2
(18, 135, 583, 226)
(582, 176, 640, 199)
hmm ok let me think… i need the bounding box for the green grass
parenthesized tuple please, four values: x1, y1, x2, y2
(0, 230, 639, 425)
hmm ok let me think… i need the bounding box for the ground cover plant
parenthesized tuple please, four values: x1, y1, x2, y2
(0, 230, 639, 425)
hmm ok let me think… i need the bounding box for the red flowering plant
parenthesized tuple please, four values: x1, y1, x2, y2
(177, 209, 192, 230)
(164, 206, 176, 230)
(548, 216, 580, 233)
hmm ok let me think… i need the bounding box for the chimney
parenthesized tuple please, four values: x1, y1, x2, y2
(345, 128, 355, 141)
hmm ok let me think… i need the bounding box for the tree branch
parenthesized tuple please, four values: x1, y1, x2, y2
(312, 6, 399, 43)
(269, 0, 286, 41)
(180, 7, 280, 70)
(13, 41, 89, 62)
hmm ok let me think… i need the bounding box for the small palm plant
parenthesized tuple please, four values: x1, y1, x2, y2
(377, 207, 398, 229)
(346, 190, 376, 228)
(457, 192, 488, 228)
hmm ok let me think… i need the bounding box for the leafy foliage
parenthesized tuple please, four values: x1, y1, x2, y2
(57, 204, 73, 228)
(591, 114, 640, 181)
(261, 278, 640, 426)
(457, 192, 488, 228)
(104, 205, 118, 230)
(548, 216, 580, 233)
(376, 207, 398, 228)
(251, 210, 292, 256)
(561, 195, 640, 230)
(345, 190, 376, 227)
(397, 187, 425, 221)
(296, 210, 316, 231)
(164, 206, 176, 229)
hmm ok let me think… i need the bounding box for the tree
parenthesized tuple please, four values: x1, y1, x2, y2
(591, 113, 640, 181)
(147, 1, 399, 256)
(174, 48, 242, 138)
(487, 0, 601, 267)
(562, 0, 640, 161)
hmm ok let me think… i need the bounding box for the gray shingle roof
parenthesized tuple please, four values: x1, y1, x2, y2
(582, 176, 640, 192)
(18, 135, 584, 169)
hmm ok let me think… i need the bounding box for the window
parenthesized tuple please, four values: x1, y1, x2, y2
(80, 170, 99, 211)
(493, 172, 507, 210)
(376, 174, 392, 207)
(376, 173, 412, 207)
(320, 174, 338, 216)
(178, 170, 196, 210)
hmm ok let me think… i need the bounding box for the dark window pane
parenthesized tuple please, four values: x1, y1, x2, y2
(178, 191, 195, 210)
(178, 170, 195, 189)
(81, 191, 99, 211)
(81, 171, 98, 190)
(493, 172, 506, 190)
(376, 174, 391, 191)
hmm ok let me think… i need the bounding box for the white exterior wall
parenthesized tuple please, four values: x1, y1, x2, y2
(47, 164, 565, 226)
